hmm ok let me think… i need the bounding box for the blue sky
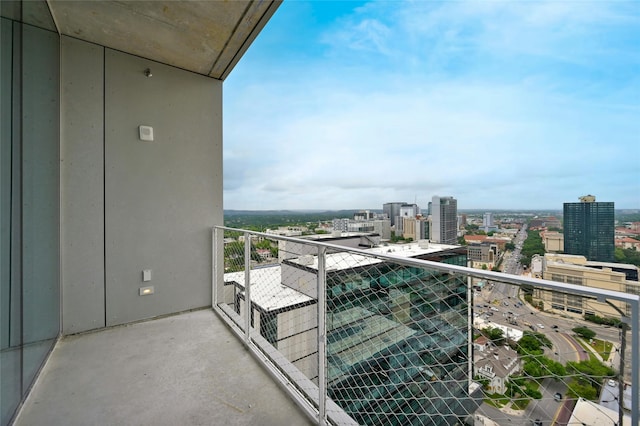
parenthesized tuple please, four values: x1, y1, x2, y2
(223, 0, 639, 211)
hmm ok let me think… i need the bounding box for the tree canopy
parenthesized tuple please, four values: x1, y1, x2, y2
(483, 327, 505, 345)
(520, 230, 545, 267)
(566, 358, 615, 399)
(516, 331, 552, 355)
(572, 326, 596, 340)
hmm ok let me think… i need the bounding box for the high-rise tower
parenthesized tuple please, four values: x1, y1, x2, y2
(383, 202, 406, 228)
(431, 196, 458, 244)
(563, 195, 614, 262)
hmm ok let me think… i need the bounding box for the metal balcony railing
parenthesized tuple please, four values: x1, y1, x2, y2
(212, 227, 639, 426)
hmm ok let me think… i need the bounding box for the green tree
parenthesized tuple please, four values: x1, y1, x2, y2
(507, 376, 542, 400)
(566, 380, 597, 400)
(614, 247, 640, 267)
(224, 241, 245, 271)
(517, 331, 552, 355)
(523, 359, 543, 378)
(566, 359, 615, 392)
(520, 230, 545, 267)
(523, 356, 566, 380)
(584, 314, 622, 327)
(483, 327, 505, 345)
(543, 358, 567, 378)
(474, 376, 490, 390)
(572, 326, 596, 340)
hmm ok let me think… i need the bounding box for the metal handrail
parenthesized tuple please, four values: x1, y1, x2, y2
(212, 226, 639, 426)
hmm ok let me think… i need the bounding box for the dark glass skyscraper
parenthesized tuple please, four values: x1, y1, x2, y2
(563, 195, 614, 262)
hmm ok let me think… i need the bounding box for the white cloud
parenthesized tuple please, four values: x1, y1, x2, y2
(223, 1, 640, 210)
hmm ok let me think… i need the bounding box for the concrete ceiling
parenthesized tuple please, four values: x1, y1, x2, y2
(48, 0, 281, 80)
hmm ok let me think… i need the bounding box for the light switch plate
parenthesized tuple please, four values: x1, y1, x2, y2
(142, 269, 152, 282)
(139, 125, 154, 141)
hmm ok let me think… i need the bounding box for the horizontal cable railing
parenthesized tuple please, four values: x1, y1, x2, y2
(212, 226, 638, 426)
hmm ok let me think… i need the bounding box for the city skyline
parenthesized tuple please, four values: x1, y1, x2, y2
(224, 1, 639, 211)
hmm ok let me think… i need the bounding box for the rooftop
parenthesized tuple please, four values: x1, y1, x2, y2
(225, 265, 314, 312)
(286, 240, 461, 271)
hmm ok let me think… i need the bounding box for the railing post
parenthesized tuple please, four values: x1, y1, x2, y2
(317, 245, 327, 426)
(212, 227, 218, 308)
(244, 232, 252, 344)
(467, 262, 473, 390)
(632, 299, 639, 426)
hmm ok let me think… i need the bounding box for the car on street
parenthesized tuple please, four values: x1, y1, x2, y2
(537, 324, 544, 329)
(608, 379, 617, 387)
(554, 392, 562, 401)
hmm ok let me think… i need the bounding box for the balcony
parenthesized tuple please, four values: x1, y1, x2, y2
(14, 308, 312, 426)
(8, 227, 639, 425)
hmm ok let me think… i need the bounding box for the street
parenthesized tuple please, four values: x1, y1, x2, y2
(472, 223, 631, 426)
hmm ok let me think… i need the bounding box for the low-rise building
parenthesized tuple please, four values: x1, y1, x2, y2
(474, 343, 521, 395)
(467, 243, 498, 269)
(542, 231, 564, 252)
(532, 253, 640, 318)
(615, 237, 640, 251)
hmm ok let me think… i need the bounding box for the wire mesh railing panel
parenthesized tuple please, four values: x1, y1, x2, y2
(214, 227, 638, 426)
(323, 251, 473, 426)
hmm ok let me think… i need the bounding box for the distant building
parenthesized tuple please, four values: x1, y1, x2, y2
(383, 202, 406, 228)
(616, 237, 640, 251)
(416, 217, 430, 240)
(542, 231, 564, 252)
(482, 212, 493, 227)
(530, 254, 543, 278)
(482, 213, 495, 233)
(533, 253, 640, 318)
(467, 243, 498, 269)
(266, 226, 305, 237)
(333, 218, 391, 239)
(431, 196, 458, 244)
(402, 216, 417, 240)
(332, 218, 350, 232)
(353, 210, 375, 220)
(394, 203, 419, 234)
(563, 195, 614, 262)
(529, 216, 561, 230)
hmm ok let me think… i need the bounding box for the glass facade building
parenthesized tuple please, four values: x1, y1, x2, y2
(224, 243, 477, 425)
(563, 198, 614, 262)
(325, 248, 474, 425)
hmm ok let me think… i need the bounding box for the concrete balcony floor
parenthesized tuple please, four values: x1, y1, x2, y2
(15, 309, 313, 426)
